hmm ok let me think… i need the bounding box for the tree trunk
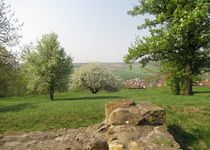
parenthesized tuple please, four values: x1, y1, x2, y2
(49, 83, 54, 100)
(183, 62, 193, 95)
(184, 77, 193, 95)
(91, 88, 98, 94)
(3, 84, 6, 97)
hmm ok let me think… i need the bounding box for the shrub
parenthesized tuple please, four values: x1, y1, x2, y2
(70, 63, 121, 94)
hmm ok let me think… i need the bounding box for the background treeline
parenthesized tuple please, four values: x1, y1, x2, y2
(0, 46, 26, 97)
(0, 0, 24, 97)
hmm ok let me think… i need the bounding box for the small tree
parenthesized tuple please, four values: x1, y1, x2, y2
(23, 33, 73, 100)
(70, 63, 121, 94)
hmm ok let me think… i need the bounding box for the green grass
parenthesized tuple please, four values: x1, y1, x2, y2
(0, 87, 210, 149)
(112, 63, 160, 80)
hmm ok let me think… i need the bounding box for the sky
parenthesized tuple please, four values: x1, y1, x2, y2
(7, 0, 149, 63)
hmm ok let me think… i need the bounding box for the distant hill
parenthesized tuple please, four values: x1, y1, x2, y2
(74, 62, 210, 81)
(74, 62, 161, 80)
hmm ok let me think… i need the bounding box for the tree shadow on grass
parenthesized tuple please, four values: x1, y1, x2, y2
(168, 124, 198, 150)
(54, 96, 126, 101)
(0, 103, 37, 113)
(194, 90, 210, 94)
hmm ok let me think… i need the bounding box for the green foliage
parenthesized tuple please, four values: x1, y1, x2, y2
(0, 47, 16, 96)
(0, 0, 22, 46)
(0, 0, 24, 97)
(125, 0, 210, 95)
(161, 61, 185, 95)
(0, 46, 26, 97)
(22, 33, 73, 99)
(0, 87, 210, 149)
(70, 63, 122, 94)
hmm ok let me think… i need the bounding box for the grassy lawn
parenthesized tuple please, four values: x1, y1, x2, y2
(0, 87, 210, 149)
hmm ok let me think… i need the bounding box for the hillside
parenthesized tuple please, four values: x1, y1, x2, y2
(74, 62, 161, 80)
(74, 62, 210, 81)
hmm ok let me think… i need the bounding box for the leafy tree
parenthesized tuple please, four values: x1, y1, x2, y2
(0, 0, 23, 97)
(70, 63, 122, 94)
(0, 46, 26, 97)
(160, 61, 184, 95)
(0, 0, 22, 46)
(0, 46, 16, 97)
(124, 0, 210, 95)
(23, 33, 73, 100)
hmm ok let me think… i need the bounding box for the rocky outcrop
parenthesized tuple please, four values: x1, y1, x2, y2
(106, 101, 165, 126)
(0, 100, 180, 150)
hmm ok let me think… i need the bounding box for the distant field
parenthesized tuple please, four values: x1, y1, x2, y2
(111, 62, 160, 80)
(75, 62, 161, 80)
(75, 62, 210, 81)
(202, 72, 210, 80)
(1, 87, 210, 149)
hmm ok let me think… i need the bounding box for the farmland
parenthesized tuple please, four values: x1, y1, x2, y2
(75, 62, 161, 80)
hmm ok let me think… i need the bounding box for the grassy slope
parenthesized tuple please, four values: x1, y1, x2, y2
(112, 63, 160, 80)
(75, 62, 160, 80)
(111, 63, 160, 80)
(0, 87, 210, 149)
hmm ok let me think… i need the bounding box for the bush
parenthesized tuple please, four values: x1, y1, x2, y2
(70, 63, 122, 94)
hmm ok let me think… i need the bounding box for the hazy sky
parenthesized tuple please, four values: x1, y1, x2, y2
(7, 0, 149, 62)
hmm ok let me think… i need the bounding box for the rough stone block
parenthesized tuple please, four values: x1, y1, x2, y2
(105, 100, 135, 121)
(106, 101, 165, 126)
